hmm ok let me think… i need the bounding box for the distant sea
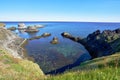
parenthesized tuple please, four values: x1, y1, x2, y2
(4, 22, 120, 73)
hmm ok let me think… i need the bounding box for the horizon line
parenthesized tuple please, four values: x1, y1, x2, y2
(0, 21, 120, 23)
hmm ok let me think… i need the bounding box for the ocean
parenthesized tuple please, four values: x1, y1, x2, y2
(5, 22, 120, 73)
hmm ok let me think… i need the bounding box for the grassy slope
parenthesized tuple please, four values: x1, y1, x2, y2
(0, 48, 44, 80)
(47, 53, 120, 80)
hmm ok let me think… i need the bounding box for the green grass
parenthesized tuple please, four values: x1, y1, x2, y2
(1, 46, 120, 80)
(47, 67, 120, 80)
(0, 49, 45, 80)
(46, 52, 120, 80)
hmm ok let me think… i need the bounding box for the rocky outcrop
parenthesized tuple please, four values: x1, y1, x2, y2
(61, 32, 81, 42)
(0, 23, 5, 27)
(61, 28, 120, 58)
(50, 37, 59, 44)
(29, 32, 51, 40)
(7, 26, 16, 31)
(0, 25, 45, 79)
(25, 26, 39, 33)
(41, 33, 51, 37)
(18, 23, 26, 30)
(0, 27, 25, 58)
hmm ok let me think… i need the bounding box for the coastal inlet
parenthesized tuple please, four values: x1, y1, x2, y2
(5, 22, 120, 73)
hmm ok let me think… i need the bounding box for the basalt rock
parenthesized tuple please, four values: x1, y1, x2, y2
(61, 28, 120, 58)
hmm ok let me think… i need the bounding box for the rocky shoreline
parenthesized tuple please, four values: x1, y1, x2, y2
(61, 28, 120, 58)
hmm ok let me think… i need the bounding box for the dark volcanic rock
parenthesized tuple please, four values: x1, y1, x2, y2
(61, 28, 120, 58)
(61, 32, 82, 42)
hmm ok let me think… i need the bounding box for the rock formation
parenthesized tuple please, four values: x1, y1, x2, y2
(0, 27, 44, 79)
(25, 26, 39, 33)
(29, 32, 51, 40)
(0, 23, 5, 27)
(50, 37, 59, 44)
(7, 26, 16, 31)
(0, 27, 25, 58)
(18, 23, 26, 30)
(61, 28, 120, 58)
(41, 33, 51, 37)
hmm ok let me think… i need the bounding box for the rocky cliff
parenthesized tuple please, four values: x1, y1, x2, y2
(0, 27, 25, 58)
(0, 27, 44, 79)
(61, 28, 120, 58)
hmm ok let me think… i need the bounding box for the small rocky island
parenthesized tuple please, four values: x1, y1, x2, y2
(7, 23, 45, 33)
(50, 37, 59, 44)
(25, 26, 39, 33)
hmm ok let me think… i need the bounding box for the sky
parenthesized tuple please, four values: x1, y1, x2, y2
(0, 0, 120, 22)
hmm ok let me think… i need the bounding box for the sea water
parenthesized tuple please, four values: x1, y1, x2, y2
(5, 22, 120, 73)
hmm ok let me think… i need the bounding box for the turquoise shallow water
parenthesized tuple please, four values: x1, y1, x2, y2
(4, 22, 120, 73)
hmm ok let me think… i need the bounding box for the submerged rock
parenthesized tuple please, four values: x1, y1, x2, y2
(34, 25, 44, 28)
(50, 37, 59, 44)
(7, 26, 16, 31)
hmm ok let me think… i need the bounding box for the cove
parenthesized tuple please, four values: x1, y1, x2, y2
(5, 22, 120, 73)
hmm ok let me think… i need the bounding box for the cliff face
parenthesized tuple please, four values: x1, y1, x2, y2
(0, 27, 25, 58)
(61, 28, 120, 58)
(0, 26, 44, 79)
(84, 29, 120, 58)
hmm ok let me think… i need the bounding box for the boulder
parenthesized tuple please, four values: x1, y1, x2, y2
(61, 32, 72, 38)
(50, 37, 59, 44)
